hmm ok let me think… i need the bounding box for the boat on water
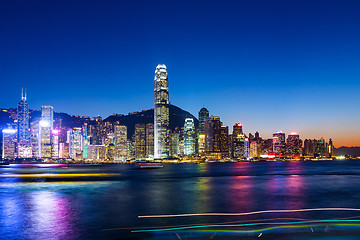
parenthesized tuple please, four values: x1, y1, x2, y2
(134, 159, 163, 169)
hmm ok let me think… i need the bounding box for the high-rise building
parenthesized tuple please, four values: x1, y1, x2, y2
(233, 123, 243, 136)
(255, 131, 260, 141)
(273, 131, 286, 155)
(38, 106, 54, 159)
(244, 138, 250, 158)
(87, 145, 107, 161)
(18, 142, 32, 158)
(249, 141, 259, 158)
(154, 64, 170, 158)
(146, 123, 154, 158)
(82, 123, 89, 159)
(312, 137, 326, 157)
(30, 119, 40, 158)
(59, 142, 70, 159)
(2, 128, 17, 159)
(327, 138, 334, 157)
(17, 89, 31, 158)
(114, 125, 127, 160)
(39, 118, 52, 159)
(286, 132, 302, 157)
(41, 106, 54, 129)
(303, 139, 313, 156)
(198, 107, 209, 135)
(184, 118, 195, 155)
(220, 125, 229, 155)
(198, 134, 205, 155)
(205, 116, 222, 152)
(107, 143, 115, 161)
(51, 130, 59, 159)
(170, 131, 180, 157)
(68, 128, 83, 159)
(135, 124, 146, 159)
(232, 123, 246, 158)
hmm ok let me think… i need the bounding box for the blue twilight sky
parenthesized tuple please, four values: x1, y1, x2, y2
(1, 0, 360, 146)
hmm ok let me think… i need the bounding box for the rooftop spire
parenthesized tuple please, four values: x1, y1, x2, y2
(21, 88, 27, 101)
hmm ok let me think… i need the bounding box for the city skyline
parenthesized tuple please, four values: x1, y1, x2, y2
(0, 88, 355, 149)
(1, 0, 359, 147)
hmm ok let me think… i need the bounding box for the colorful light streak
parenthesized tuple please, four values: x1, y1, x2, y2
(187, 223, 360, 234)
(131, 219, 360, 233)
(138, 208, 360, 218)
(0, 173, 120, 178)
(103, 215, 360, 231)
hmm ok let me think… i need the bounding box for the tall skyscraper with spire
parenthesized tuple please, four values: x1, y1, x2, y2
(17, 88, 32, 158)
(154, 64, 169, 158)
(17, 88, 30, 143)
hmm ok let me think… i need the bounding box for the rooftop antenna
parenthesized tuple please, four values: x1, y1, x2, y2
(203, 101, 204, 108)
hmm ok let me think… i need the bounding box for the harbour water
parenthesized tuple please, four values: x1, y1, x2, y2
(1, 161, 360, 239)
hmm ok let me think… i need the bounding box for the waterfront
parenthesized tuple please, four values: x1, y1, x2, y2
(1, 161, 360, 239)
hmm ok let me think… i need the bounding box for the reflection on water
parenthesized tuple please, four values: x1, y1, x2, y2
(25, 191, 81, 240)
(1, 161, 360, 239)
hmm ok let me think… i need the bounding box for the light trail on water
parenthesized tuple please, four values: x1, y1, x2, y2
(131, 219, 360, 233)
(138, 208, 360, 218)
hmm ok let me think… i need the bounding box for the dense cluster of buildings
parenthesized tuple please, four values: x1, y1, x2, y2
(2, 65, 334, 162)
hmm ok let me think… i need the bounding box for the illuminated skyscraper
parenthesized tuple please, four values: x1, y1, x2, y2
(41, 106, 54, 129)
(303, 139, 313, 156)
(146, 123, 154, 158)
(17, 89, 30, 143)
(170, 131, 180, 157)
(114, 125, 127, 160)
(82, 123, 89, 159)
(244, 138, 250, 158)
(39, 106, 54, 159)
(30, 119, 40, 158)
(51, 130, 59, 158)
(198, 107, 209, 135)
(220, 125, 229, 156)
(232, 123, 245, 158)
(286, 132, 302, 157)
(205, 116, 222, 152)
(249, 141, 259, 158)
(107, 143, 115, 160)
(327, 138, 334, 157)
(273, 131, 286, 155)
(198, 134, 205, 154)
(312, 137, 326, 157)
(68, 128, 83, 159)
(2, 128, 17, 159)
(184, 118, 195, 155)
(59, 142, 70, 159)
(17, 89, 32, 157)
(233, 123, 243, 136)
(135, 124, 146, 159)
(154, 64, 170, 158)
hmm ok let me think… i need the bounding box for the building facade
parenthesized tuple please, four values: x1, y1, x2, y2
(17, 89, 31, 157)
(286, 132, 302, 157)
(273, 131, 286, 155)
(68, 128, 83, 159)
(2, 129, 17, 159)
(135, 124, 146, 159)
(114, 125, 127, 160)
(198, 107, 209, 135)
(184, 118, 195, 155)
(154, 64, 170, 158)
